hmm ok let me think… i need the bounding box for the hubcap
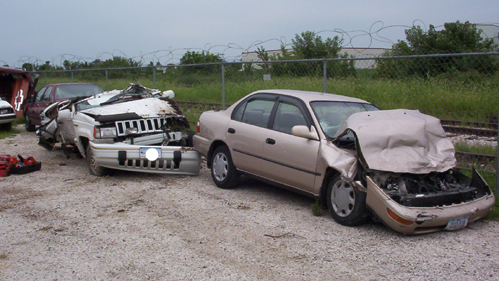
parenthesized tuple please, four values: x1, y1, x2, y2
(331, 179, 355, 217)
(213, 152, 228, 182)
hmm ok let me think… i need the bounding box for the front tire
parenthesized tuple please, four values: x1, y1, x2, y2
(86, 145, 108, 176)
(326, 174, 369, 226)
(25, 116, 36, 132)
(211, 145, 239, 189)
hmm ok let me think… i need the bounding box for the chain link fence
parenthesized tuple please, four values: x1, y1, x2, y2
(31, 52, 499, 187)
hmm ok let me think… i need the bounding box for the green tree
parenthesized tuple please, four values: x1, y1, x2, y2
(264, 31, 355, 77)
(180, 51, 224, 74)
(375, 21, 498, 78)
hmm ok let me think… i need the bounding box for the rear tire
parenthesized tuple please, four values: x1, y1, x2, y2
(86, 145, 108, 176)
(211, 145, 239, 189)
(326, 174, 369, 226)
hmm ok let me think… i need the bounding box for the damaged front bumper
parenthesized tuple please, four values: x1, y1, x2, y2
(89, 142, 201, 176)
(366, 174, 495, 235)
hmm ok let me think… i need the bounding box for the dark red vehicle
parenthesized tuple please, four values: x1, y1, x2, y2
(0, 67, 37, 118)
(23, 83, 103, 131)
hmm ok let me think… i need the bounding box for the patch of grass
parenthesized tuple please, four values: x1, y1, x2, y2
(455, 142, 497, 155)
(0, 127, 19, 140)
(311, 200, 322, 216)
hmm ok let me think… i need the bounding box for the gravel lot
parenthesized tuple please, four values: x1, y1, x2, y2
(1, 125, 499, 280)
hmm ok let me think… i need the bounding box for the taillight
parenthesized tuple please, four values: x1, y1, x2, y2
(196, 121, 200, 133)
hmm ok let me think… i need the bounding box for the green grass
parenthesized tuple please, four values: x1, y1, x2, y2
(37, 71, 499, 122)
(0, 119, 23, 139)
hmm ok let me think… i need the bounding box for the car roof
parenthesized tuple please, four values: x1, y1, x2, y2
(42, 83, 99, 87)
(251, 89, 371, 104)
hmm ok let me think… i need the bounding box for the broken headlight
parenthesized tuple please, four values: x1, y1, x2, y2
(94, 126, 117, 139)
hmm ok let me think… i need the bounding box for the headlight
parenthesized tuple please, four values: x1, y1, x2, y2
(94, 127, 117, 139)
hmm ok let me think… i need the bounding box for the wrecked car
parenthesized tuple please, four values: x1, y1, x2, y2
(38, 84, 201, 176)
(193, 89, 495, 235)
(0, 97, 16, 130)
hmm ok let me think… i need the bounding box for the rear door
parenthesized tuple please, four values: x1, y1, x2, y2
(225, 94, 277, 176)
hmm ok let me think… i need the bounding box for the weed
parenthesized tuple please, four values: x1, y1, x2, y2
(311, 200, 322, 216)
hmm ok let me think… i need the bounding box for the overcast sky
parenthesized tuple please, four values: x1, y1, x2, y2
(1, 0, 497, 68)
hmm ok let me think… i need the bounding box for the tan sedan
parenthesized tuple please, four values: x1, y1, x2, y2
(193, 89, 495, 235)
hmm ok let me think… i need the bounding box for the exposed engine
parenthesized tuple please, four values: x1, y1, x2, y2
(372, 169, 491, 207)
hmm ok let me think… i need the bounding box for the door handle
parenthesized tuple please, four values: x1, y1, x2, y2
(265, 138, 276, 145)
(227, 128, 236, 134)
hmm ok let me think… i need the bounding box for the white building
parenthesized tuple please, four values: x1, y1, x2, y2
(476, 24, 499, 50)
(241, 47, 391, 69)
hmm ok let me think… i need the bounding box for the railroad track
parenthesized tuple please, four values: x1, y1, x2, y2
(441, 119, 498, 137)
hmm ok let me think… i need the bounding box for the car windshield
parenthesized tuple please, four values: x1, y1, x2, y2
(54, 84, 103, 100)
(310, 101, 379, 138)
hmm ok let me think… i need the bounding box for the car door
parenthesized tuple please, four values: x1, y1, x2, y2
(57, 103, 76, 145)
(225, 94, 277, 176)
(261, 97, 320, 194)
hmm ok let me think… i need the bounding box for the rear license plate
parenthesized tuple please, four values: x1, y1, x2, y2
(445, 216, 468, 231)
(139, 147, 162, 159)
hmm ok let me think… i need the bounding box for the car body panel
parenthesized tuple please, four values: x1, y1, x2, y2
(335, 109, 456, 174)
(89, 142, 200, 175)
(366, 175, 495, 235)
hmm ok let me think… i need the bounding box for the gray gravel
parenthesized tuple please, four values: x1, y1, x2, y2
(1, 125, 499, 280)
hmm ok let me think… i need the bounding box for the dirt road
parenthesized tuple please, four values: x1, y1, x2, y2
(1, 126, 498, 280)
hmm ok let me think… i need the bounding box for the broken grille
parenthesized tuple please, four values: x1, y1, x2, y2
(115, 118, 167, 137)
(119, 158, 180, 170)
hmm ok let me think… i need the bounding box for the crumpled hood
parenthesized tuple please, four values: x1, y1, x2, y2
(80, 98, 177, 118)
(334, 109, 456, 174)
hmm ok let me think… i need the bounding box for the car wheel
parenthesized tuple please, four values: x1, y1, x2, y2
(326, 174, 369, 226)
(25, 117, 36, 132)
(86, 145, 108, 176)
(211, 145, 239, 189)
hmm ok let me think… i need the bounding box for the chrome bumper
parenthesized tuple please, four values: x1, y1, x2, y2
(89, 142, 201, 175)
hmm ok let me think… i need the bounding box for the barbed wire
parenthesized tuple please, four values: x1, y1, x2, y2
(7, 20, 498, 68)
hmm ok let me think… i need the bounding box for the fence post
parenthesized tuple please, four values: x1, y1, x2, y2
(496, 109, 499, 194)
(153, 67, 156, 89)
(323, 60, 327, 93)
(71, 71, 74, 83)
(105, 70, 109, 91)
(44, 72, 47, 85)
(222, 64, 225, 110)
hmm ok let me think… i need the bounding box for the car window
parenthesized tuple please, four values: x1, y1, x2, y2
(272, 101, 307, 134)
(40, 86, 53, 102)
(54, 84, 103, 100)
(238, 98, 275, 127)
(311, 101, 379, 138)
(35, 87, 47, 102)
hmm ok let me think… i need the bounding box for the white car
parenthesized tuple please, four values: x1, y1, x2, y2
(0, 97, 16, 130)
(37, 84, 201, 176)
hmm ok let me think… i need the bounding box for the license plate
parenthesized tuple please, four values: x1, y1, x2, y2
(139, 147, 162, 159)
(445, 216, 468, 231)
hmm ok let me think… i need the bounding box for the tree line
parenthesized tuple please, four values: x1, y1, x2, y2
(20, 21, 497, 80)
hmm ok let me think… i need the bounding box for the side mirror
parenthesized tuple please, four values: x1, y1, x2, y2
(291, 125, 319, 140)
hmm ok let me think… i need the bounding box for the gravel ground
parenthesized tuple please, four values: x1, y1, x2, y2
(1, 125, 499, 280)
